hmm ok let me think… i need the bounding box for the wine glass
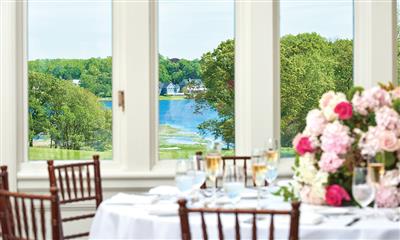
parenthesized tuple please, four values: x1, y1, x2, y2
(265, 138, 279, 190)
(223, 165, 245, 205)
(252, 148, 267, 209)
(191, 155, 207, 190)
(175, 160, 194, 196)
(368, 155, 385, 213)
(352, 167, 375, 208)
(205, 153, 221, 202)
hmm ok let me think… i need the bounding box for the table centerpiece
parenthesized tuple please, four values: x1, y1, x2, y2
(288, 84, 400, 207)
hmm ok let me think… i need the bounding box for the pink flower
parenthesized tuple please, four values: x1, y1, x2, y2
(376, 186, 400, 208)
(319, 91, 336, 109)
(379, 130, 400, 152)
(321, 121, 353, 154)
(318, 152, 345, 173)
(325, 185, 351, 206)
(376, 106, 400, 131)
(305, 109, 327, 136)
(295, 137, 314, 155)
(352, 92, 369, 116)
(300, 186, 325, 205)
(334, 102, 353, 120)
(358, 127, 381, 157)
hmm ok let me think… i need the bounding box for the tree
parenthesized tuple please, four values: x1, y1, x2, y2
(195, 39, 235, 148)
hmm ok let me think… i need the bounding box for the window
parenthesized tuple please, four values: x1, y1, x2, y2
(27, 0, 112, 160)
(158, 0, 235, 160)
(280, 0, 354, 157)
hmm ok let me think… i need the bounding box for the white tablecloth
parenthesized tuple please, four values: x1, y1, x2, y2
(89, 192, 400, 240)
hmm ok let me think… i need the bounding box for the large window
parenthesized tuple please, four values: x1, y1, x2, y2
(280, 0, 354, 157)
(27, 0, 112, 160)
(158, 0, 235, 160)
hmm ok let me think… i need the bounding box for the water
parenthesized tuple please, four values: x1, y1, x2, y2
(265, 167, 278, 183)
(102, 99, 220, 144)
(175, 175, 194, 193)
(223, 182, 244, 199)
(352, 184, 375, 207)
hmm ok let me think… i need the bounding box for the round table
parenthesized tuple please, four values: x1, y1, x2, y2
(89, 191, 400, 240)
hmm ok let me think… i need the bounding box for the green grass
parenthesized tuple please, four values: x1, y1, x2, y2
(29, 147, 112, 161)
(159, 95, 186, 100)
(281, 147, 295, 158)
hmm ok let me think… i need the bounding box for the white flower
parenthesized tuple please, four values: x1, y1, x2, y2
(294, 153, 318, 185)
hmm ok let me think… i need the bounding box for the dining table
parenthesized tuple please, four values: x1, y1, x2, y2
(89, 186, 400, 240)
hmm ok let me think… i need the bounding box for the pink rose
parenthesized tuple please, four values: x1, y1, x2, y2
(319, 91, 336, 109)
(334, 102, 353, 120)
(295, 137, 314, 155)
(379, 131, 400, 152)
(325, 184, 351, 206)
(318, 152, 345, 173)
(306, 109, 327, 136)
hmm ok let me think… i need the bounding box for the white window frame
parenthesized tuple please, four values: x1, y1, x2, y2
(0, 0, 397, 193)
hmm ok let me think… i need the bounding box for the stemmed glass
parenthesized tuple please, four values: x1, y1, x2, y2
(175, 160, 194, 197)
(205, 153, 221, 203)
(352, 167, 375, 209)
(368, 155, 385, 214)
(252, 148, 267, 209)
(265, 138, 279, 191)
(223, 165, 245, 205)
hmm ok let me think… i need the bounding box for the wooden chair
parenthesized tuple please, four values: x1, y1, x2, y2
(0, 187, 63, 240)
(0, 165, 9, 191)
(47, 155, 103, 239)
(178, 199, 301, 240)
(196, 153, 260, 188)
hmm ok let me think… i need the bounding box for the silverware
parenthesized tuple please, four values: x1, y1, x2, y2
(345, 217, 360, 227)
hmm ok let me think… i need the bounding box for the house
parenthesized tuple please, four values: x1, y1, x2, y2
(72, 79, 80, 86)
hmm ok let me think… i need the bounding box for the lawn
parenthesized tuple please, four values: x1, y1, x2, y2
(29, 147, 112, 161)
(159, 95, 186, 100)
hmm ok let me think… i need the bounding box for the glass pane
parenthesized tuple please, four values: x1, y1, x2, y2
(28, 0, 112, 160)
(158, 0, 235, 160)
(280, 0, 354, 157)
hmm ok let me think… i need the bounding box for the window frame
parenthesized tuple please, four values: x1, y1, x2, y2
(0, 0, 395, 191)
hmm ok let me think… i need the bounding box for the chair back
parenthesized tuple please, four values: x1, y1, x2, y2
(47, 155, 103, 239)
(178, 199, 300, 240)
(0, 187, 63, 240)
(0, 166, 9, 191)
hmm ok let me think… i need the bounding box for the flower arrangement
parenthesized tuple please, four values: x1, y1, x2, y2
(292, 84, 400, 207)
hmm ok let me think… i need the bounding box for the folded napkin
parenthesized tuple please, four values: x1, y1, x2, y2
(107, 193, 157, 205)
(147, 203, 179, 216)
(149, 185, 181, 196)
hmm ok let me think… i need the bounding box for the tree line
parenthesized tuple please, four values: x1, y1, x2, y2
(28, 32, 353, 152)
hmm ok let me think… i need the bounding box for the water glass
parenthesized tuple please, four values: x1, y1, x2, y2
(352, 167, 375, 208)
(265, 138, 279, 189)
(191, 156, 207, 190)
(175, 160, 194, 195)
(223, 165, 245, 204)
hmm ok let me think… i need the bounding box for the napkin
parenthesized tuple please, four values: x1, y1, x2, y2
(107, 193, 158, 205)
(147, 203, 179, 216)
(149, 185, 181, 196)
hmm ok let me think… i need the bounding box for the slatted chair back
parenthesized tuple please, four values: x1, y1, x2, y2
(0, 187, 63, 240)
(47, 155, 103, 239)
(178, 199, 300, 240)
(0, 166, 9, 191)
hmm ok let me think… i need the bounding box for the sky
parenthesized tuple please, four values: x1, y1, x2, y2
(28, 0, 353, 61)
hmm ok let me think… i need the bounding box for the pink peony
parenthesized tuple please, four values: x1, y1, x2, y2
(376, 186, 400, 208)
(318, 152, 345, 173)
(375, 106, 400, 132)
(295, 137, 314, 155)
(305, 109, 327, 136)
(325, 184, 351, 206)
(320, 121, 353, 154)
(379, 130, 400, 152)
(334, 101, 353, 120)
(358, 127, 381, 157)
(352, 87, 392, 115)
(299, 186, 325, 205)
(319, 91, 336, 109)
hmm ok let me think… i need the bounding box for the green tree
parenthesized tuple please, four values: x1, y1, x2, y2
(195, 39, 235, 148)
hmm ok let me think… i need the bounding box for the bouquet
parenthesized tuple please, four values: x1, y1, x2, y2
(291, 84, 400, 207)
